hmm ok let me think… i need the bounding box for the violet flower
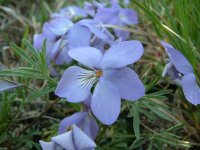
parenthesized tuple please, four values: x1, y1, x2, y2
(48, 18, 107, 49)
(51, 6, 87, 20)
(58, 95, 99, 140)
(55, 41, 145, 125)
(91, 21, 122, 54)
(94, 0, 138, 40)
(161, 40, 200, 106)
(84, 1, 107, 16)
(33, 20, 72, 65)
(39, 125, 96, 150)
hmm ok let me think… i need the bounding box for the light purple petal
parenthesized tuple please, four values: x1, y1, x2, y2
(91, 77, 121, 125)
(51, 131, 75, 150)
(39, 141, 56, 150)
(68, 47, 103, 69)
(67, 24, 91, 48)
(103, 67, 145, 101)
(119, 8, 139, 24)
(55, 66, 92, 102)
(162, 62, 181, 80)
(114, 27, 130, 41)
(33, 34, 45, 52)
(84, 2, 95, 16)
(49, 17, 73, 36)
(101, 40, 144, 69)
(83, 114, 99, 140)
(73, 125, 96, 149)
(55, 45, 72, 65)
(70, 6, 87, 18)
(161, 40, 193, 74)
(82, 94, 92, 108)
(78, 19, 108, 39)
(0, 79, 22, 92)
(94, 7, 118, 25)
(51, 39, 62, 58)
(110, 0, 121, 10)
(182, 73, 200, 106)
(58, 112, 88, 135)
(42, 22, 56, 40)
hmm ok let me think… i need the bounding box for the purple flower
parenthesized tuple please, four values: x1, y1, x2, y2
(58, 95, 99, 140)
(94, 0, 138, 40)
(51, 6, 87, 20)
(39, 125, 96, 150)
(48, 18, 107, 49)
(91, 21, 122, 54)
(55, 41, 145, 125)
(84, 1, 107, 16)
(161, 40, 200, 106)
(33, 21, 72, 65)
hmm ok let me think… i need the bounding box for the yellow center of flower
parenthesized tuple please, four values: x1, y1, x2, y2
(96, 70, 103, 77)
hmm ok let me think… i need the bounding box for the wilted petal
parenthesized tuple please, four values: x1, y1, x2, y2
(73, 125, 96, 150)
(68, 47, 102, 69)
(52, 131, 75, 150)
(39, 141, 56, 150)
(182, 73, 200, 106)
(67, 24, 91, 48)
(161, 40, 193, 74)
(103, 67, 145, 101)
(91, 77, 121, 125)
(119, 8, 138, 24)
(83, 114, 99, 140)
(101, 40, 144, 69)
(0, 79, 21, 92)
(49, 17, 73, 36)
(55, 66, 93, 102)
(58, 112, 88, 135)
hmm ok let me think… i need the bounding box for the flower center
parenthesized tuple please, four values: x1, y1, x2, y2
(104, 44, 110, 50)
(95, 70, 103, 77)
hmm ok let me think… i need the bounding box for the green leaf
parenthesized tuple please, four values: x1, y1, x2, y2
(130, 137, 145, 149)
(10, 43, 37, 68)
(147, 105, 172, 121)
(166, 124, 185, 132)
(20, 25, 29, 50)
(0, 69, 45, 79)
(133, 105, 140, 139)
(145, 77, 160, 92)
(23, 39, 39, 59)
(26, 87, 55, 103)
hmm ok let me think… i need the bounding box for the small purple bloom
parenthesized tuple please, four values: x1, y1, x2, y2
(94, 0, 138, 40)
(51, 6, 87, 20)
(39, 125, 96, 150)
(33, 20, 72, 65)
(161, 40, 200, 106)
(84, 1, 107, 16)
(55, 41, 145, 125)
(58, 95, 99, 140)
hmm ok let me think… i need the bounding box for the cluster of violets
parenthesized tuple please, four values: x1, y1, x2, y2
(33, 0, 200, 149)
